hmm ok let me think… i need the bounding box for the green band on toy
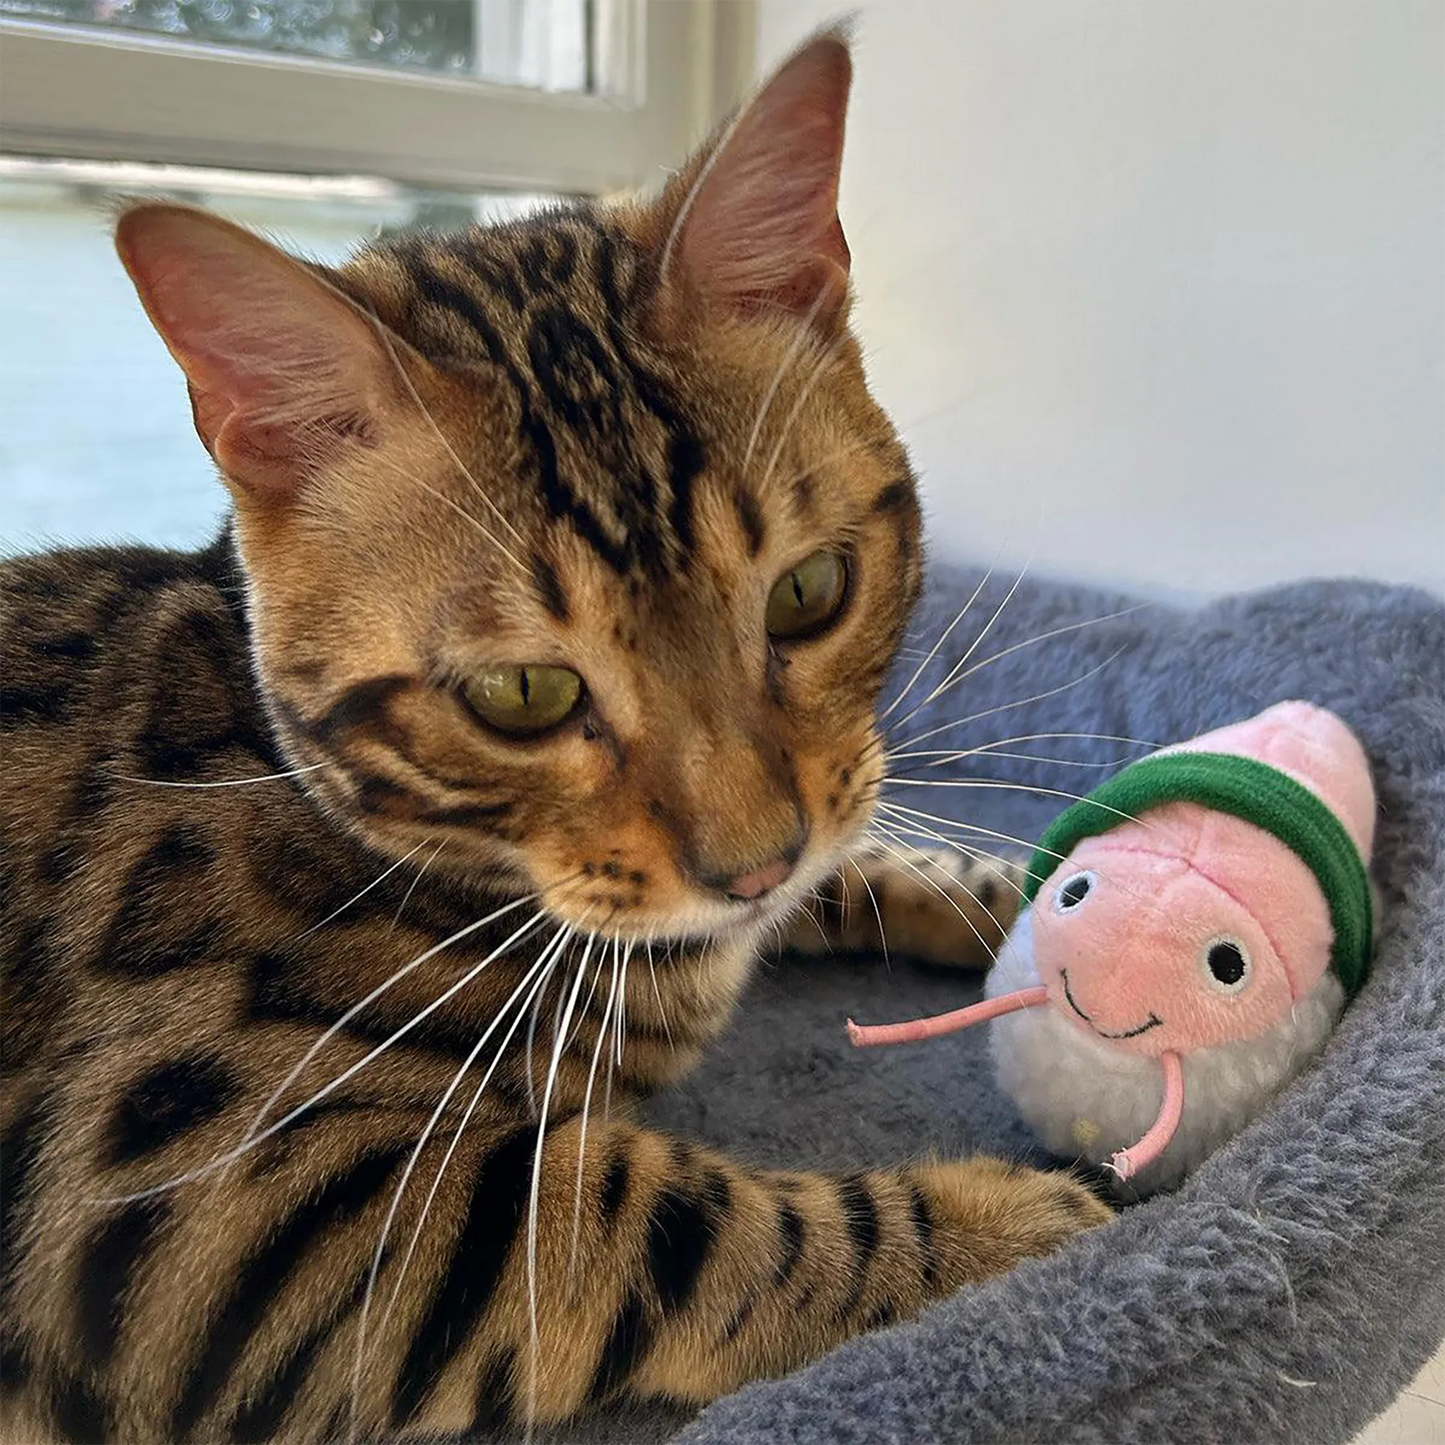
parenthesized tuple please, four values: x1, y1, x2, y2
(1022, 751, 1373, 995)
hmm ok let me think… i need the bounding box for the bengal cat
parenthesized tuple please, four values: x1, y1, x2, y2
(0, 30, 1110, 1444)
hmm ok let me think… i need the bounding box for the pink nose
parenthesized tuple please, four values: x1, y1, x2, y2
(725, 858, 794, 901)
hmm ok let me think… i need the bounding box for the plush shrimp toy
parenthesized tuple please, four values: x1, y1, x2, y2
(850, 701, 1377, 1193)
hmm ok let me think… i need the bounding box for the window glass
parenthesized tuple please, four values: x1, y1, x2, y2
(0, 158, 548, 552)
(0, 0, 592, 91)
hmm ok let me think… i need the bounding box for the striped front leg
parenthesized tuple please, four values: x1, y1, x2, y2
(380, 1118, 1112, 1432)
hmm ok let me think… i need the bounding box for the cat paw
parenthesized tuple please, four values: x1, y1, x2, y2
(784, 845, 1026, 969)
(915, 1157, 1114, 1286)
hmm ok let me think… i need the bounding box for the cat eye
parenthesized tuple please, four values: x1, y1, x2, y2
(766, 550, 849, 640)
(461, 664, 583, 738)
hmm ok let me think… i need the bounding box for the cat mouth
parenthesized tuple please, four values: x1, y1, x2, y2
(1059, 968, 1163, 1040)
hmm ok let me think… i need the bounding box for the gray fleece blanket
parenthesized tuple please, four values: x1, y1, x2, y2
(515, 565, 1445, 1445)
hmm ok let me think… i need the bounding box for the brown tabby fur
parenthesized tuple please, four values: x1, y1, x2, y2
(0, 33, 1109, 1444)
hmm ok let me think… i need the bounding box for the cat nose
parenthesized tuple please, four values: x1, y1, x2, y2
(724, 858, 794, 901)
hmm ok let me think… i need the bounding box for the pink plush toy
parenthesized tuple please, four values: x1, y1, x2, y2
(850, 701, 1377, 1192)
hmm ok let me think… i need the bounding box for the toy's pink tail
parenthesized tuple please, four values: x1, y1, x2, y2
(1108, 1050, 1185, 1181)
(847, 987, 1049, 1047)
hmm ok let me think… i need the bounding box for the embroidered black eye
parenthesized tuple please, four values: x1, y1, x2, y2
(1053, 871, 1095, 912)
(766, 551, 848, 640)
(1205, 939, 1251, 992)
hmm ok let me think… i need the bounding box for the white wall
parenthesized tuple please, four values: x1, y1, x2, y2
(754, 1, 1445, 599)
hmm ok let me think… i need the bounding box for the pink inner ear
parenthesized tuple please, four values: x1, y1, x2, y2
(672, 31, 853, 323)
(116, 204, 392, 497)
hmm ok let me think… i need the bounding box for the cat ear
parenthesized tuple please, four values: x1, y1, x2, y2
(115, 203, 402, 501)
(663, 28, 853, 328)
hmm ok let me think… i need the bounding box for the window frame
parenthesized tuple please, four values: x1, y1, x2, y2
(0, 1, 755, 196)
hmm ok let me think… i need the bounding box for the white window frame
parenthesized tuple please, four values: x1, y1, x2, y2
(0, 1, 757, 197)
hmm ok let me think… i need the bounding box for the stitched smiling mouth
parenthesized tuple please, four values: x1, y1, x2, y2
(1059, 968, 1163, 1040)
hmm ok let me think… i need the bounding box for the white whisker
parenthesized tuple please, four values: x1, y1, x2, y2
(94, 901, 550, 1205)
(864, 831, 1000, 962)
(346, 923, 570, 1437)
(569, 934, 622, 1282)
(869, 813, 1030, 900)
(884, 775, 1149, 826)
(892, 605, 1150, 732)
(296, 841, 426, 941)
(757, 332, 852, 497)
(887, 649, 1131, 755)
(845, 856, 889, 963)
(390, 841, 445, 931)
(888, 729, 1158, 767)
(106, 762, 327, 789)
(366, 927, 570, 1373)
(644, 936, 673, 1050)
(875, 800, 1072, 867)
(869, 819, 1015, 942)
(743, 287, 832, 474)
(877, 562, 999, 724)
(886, 558, 1033, 737)
(524, 923, 592, 1433)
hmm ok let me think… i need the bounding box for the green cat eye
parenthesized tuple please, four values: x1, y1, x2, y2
(462, 664, 583, 737)
(766, 550, 849, 640)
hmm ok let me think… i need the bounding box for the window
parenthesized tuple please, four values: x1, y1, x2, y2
(0, 2, 715, 193)
(0, 1, 757, 550)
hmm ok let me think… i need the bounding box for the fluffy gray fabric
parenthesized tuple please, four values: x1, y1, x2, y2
(512, 566, 1445, 1445)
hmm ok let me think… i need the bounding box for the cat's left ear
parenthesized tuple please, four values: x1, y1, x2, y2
(659, 27, 853, 330)
(116, 202, 409, 502)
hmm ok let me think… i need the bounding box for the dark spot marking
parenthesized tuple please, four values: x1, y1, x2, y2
(792, 472, 817, 517)
(92, 826, 223, 976)
(1, 1097, 52, 1308)
(78, 1198, 171, 1369)
(863, 1299, 898, 1331)
(530, 555, 570, 622)
(600, 1150, 629, 1224)
(588, 1291, 651, 1403)
(0, 680, 73, 728)
(417, 801, 512, 830)
(352, 775, 419, 820)
(0, 1342, 28, 1389)
(774, 1203, 806, 1287)
(471, 1348, 516, 1431)
(909, 1186, 938, 1288)
(52, 1368, 110, 1444)
(733, 487, 766, 556)
(871, 480, 911, 514)
(666, 433, 706, 557)
(646, 1173, 726, 1316)
(229, 1268, 369, 1443)
(720, 1292, 758, 1343)
(834, 1175, 880, 1321)
(304, 675, 411, 747)
(170, 1146, 405, 1439)
(109, 1054, 239, 1166)
(392, 1128, 535, 1425)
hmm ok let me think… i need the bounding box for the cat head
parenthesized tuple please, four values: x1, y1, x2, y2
(115, 30, 922, 945)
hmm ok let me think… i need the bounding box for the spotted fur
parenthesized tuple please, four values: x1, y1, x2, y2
(0, 32, 1108, 1443)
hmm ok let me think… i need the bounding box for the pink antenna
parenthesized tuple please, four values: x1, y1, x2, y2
(847, 987, 1049, 1047)
(1107, 1050, 1184, 1180)
(847, 997, 1188, 1184)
